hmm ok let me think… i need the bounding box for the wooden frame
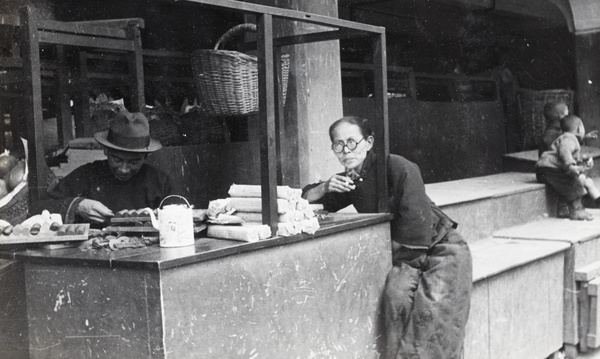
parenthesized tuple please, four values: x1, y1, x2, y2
(18, 6, 145, 201)
(173, 0, 389, 233)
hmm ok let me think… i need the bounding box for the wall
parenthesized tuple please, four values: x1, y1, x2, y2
(575, 32, 600, 146)
(343, 97, 506, 183)
(147, 142, 261, 208)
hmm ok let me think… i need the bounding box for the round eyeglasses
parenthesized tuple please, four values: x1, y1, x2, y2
(331, 138, 364, 153)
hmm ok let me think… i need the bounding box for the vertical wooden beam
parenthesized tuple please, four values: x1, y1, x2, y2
(256, 14, 279, 235)
(0, 102, 6, 151)
(73, 52, 91, 137)
(274, 46, 284, 184)
(372, 31, 389, 213)
(55, 45, 73, 147)
(128, 23, 145, 112)
(20, 6, 47, 202)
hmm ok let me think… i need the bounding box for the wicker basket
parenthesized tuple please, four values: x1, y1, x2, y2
(146, 107, 184, 147)
(516, 88, 575, 149)
(178, 107, 227, 145)
(191, 23, 290, 116)
(89, 102, 121, 134)
(0, 183, 28, 225)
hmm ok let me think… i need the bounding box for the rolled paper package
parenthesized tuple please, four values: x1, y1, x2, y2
(276, 222, 300, 236)
(297, 217, 320, 234)
(235, 210, 306, 223)
(276, 217, 320, 237)
(228, 197, 292, 214)
(295, 198, 310, 210)
(228, 184, 302, 200)
(207, 224, 271, 242)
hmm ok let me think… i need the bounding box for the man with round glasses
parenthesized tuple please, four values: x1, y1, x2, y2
(331, 137, 364, 153)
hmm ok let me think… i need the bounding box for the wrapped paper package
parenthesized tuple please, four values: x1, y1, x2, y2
(234, 210, 311, 224)
(228, 184, 302, 200)
(207, 224, 271, 242)
(207, 198, 233, 218)
(228, 197, 293, 214)
(276, 218, 320, 236)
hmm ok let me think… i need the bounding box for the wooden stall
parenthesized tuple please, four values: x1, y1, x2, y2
(0, 1, 393, 358)
(0, 214, 392, 358)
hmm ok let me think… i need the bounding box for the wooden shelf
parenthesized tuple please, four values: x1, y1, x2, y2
(14, 6, 145, 201)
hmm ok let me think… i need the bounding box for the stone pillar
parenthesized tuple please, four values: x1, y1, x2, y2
(249, 0, 344, 187)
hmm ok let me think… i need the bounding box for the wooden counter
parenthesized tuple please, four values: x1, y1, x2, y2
(0, 213, 392, 359)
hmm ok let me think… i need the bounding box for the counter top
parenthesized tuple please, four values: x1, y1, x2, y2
(0, 213, 392, 270)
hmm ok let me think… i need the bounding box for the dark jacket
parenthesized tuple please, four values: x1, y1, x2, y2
(302, 152, 455, 249)
(33, 160, 174, 224)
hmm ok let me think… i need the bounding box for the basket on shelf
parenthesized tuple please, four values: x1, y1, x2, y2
(516, 88, 575, 149)
(0, 183, 28, 225)
(177, 107, 227, 145)
(89, 101, 122, 134)
(191, 23, 290, 117)
(146, 107, 184, 147)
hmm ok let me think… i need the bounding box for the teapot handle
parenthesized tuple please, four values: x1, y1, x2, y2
(159, 195, 191, 209)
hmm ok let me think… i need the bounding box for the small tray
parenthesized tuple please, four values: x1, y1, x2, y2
(0, 223, 89, 245)
(110, 217, 153, 224)
(111, 209, 154, 223)
(104, 226, 158, 233)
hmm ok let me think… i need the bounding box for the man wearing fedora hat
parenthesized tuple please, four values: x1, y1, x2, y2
(32, 110, 174, 225)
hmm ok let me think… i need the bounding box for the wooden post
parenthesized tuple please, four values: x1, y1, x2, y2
(127, 22, 145, 112)
(274, 45, 284, 184)
(73, 52, 91, 137)
(372, 32, 389, 213)
(257, 14, 279, 234)
(20, 6, 47, 202)
(55, 45, 73, 147)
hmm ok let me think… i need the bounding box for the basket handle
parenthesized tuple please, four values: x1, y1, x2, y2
(159, 195, 191, 209)
(214, 23, 257, 50)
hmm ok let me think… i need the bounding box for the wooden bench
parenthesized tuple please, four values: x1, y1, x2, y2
(465, 238, 570, 359)
(576, 260, 600, 352)
(494, 209, 600, 358)
(586, 277, 600, 349)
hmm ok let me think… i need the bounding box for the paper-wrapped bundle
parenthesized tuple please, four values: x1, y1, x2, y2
(276, 217, 320, 236)
(228, 197, 298, 214)
(234, 209, 313, 224)
(228, 184, 302, 200)
(207, 224, 271, 242)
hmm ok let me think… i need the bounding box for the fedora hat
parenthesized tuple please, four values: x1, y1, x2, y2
(94, 110, 162, 153)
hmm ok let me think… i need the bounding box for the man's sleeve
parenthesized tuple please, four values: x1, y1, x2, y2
(29, 171, 85, 224)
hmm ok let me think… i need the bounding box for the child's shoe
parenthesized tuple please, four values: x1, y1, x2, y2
(568, 198, 594, 221)
(557, 204, 570, 218)
(570, 208, 594, 221)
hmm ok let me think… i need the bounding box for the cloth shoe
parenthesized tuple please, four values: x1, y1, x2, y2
(557, 202, 570, 218)
(568, 198, 594, 221)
